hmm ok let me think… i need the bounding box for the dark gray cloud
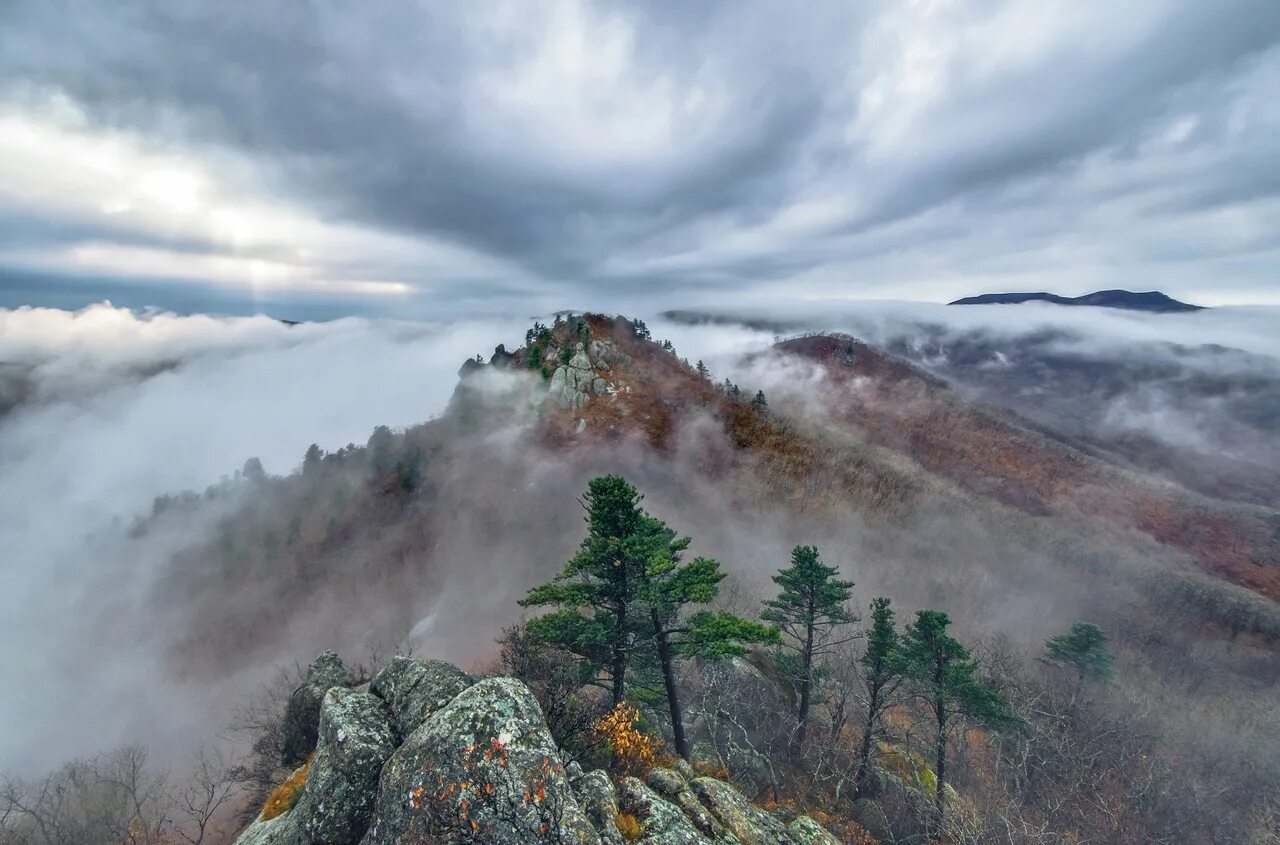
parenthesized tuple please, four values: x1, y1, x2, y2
(0, 0, 1278, 310)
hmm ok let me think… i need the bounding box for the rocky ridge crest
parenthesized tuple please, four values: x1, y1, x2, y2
(235, 653, 840, 845)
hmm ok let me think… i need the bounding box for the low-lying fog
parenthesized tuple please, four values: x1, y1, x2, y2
(2, 300, 1277, 771)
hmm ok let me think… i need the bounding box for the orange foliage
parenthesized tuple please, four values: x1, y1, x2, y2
(261, 755, 311, 820)
(614, 810, 642, 841)
(593, 702, 670, 777)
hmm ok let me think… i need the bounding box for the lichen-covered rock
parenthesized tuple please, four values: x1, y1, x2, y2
(369, 656, 474, 741)
(363, 678, 601, 845)
(587, 339, 626, 370)
(646, 768, 686, 798)
(233, 813, 303, 845)
(291, 688, 396, 844)
(785, 816, 841, 845)
(688, 778, 796, 845)
(282, 651, 351, 766)
(616, 777, 709, 845)
(549, 343, 602, 409)
(849, 798, 891, 842)
(645, 769, 722, 839)
(571, 768, 625, 845)
(685, 658, 788, 797)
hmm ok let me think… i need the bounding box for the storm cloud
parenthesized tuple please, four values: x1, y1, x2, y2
(1, 1, 1279, 314)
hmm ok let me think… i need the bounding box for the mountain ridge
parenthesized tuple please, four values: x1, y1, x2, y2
(949, 289, 1203, 312)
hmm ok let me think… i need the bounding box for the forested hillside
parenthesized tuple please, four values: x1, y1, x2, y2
(3, 314, 1277, 844)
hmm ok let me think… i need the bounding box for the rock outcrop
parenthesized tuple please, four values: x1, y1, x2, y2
(549, 343, 603, 409)
(281, 651, 352, 766)
(364, 677, 600, 845)
(234, 654, 841, 845)
(292, 689, 396, 844)
(369, 656, 475, 741)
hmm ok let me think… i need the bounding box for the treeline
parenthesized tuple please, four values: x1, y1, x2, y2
(505, 474, 1268, 844)
(0, 745, 242, 845)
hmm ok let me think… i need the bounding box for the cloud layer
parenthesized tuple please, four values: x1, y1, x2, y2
(0, 305, 529, 768)
(1, 1, 1278, 313)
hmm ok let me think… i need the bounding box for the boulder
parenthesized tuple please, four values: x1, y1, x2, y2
(685, 658, 789, 796)
(369, 656, 475, 741)
(490, 344, 515, 368)
(849, 798, 891, 842)
(233, 814, 303, 845)
(786, 817, 841, 845)
(291, 688, 396, 844)
(687, 778, 797, 845)
(615, 777, 709, 845)
(363, 678, 601, 845)
(549, 343, 599, 409)
(645, 769, 723, 839)
(281, 651, 351, 766)
(571, 768, 625, 845)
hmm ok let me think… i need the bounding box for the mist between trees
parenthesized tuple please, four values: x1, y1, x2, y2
(2, 321, 1278, 844)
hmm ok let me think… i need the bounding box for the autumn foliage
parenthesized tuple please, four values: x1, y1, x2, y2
(261, 754, 311, 821)
(592, 702, 669, 778)
(614, 810, 642, 841)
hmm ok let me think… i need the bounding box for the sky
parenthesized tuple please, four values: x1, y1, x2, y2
(1, 0, 1279, 319)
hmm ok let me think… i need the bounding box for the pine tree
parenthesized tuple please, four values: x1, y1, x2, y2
(751, 390, 768, 412)
(761, 545, 856, 745)
(695, 360, 710, 379)
(520, 475, 649, 705)
(853, 597, 904, 799)
(302, 443, 324, 476)
(1045, 622, 1113, 683)
(635, 515, 777, 759)
(367, 425, 395, 476)
(901, 610, 1012, 825)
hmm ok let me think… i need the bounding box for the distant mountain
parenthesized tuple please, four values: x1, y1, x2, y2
(949, 289, 1203, 312)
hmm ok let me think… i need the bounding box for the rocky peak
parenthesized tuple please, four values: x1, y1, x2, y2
(234, 652, 841, 845)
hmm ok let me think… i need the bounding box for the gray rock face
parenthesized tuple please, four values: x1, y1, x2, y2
(490, 344, 515, 368)
(786, 816, 841, 845)
(233, 814, 303, 845)
(282, 651, 351, 766)
(616, 777, 707, 845)
(369, 656, 475, 741)
(549, 343, 610, 409)
(292, 689, 396, 844)
(363, 677, 601, 845)
(571, 768, 625, 845)
(645, 769, 722, 839)
(688, 777, 797, 845)
(686, 658, 789, 797)
(587, 340, 626, 370)
(235, 652, 837, 845)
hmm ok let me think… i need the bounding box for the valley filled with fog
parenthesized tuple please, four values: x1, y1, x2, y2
(3, 301, 1278, 771)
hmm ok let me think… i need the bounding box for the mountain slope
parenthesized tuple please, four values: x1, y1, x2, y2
(145, 313, 1277, 683)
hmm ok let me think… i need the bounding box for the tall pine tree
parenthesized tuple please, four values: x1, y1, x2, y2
(634, 516, 777, 759)
(901, 610, 1012, 826)
(853, 597, 904, 799)
(762, 545, 856, 745)
(1045, 622, 1114, 683)
(520, 475, 648, 705)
